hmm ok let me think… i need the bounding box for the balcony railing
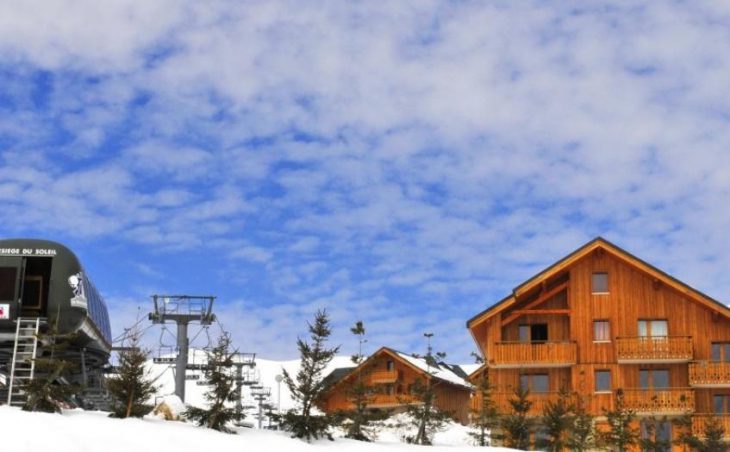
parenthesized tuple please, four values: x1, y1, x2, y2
(621, 388, 694, 415)
(489, 341, 577, 368)
(689, 362, 730, 387)
(369, 370, 399, 384)
(471, 391, 575, 417)
(369, 393, 419, 407)
(616, 336, 693, 363)
(692, 415, 730, 438)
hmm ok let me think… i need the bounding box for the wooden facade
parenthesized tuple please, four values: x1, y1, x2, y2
(467, 237, 730, 450)
(319, 347, 472, 423)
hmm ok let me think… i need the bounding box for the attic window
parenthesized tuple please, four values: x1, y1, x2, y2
(592, 272, 609, 294)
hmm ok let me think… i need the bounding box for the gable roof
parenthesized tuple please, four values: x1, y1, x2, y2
(467, 236, 730, 330)
(322, 346, 472, 393)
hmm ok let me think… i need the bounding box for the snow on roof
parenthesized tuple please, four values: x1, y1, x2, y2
(457, 363, 482, 377)
(393, 351, 472, 389)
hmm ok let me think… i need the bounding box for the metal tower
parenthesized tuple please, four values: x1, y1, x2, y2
(149, 295, 215, 402)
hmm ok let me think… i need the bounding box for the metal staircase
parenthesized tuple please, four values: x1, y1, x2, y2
(7, 318, 41, 406)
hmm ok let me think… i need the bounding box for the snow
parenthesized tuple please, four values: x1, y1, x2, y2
(1, 406, 517, 452)
(394, 352, 472, 388)
(457, 363, 482, 378)
(2, 349, 519, 451)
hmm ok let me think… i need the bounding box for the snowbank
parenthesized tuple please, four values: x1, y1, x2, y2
(1, 406, 517, 452)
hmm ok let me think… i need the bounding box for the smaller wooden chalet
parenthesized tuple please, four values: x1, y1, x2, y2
(319, 347, 472, 423)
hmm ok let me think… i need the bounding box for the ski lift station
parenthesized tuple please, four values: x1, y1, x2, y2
(0, 239, 112, 406)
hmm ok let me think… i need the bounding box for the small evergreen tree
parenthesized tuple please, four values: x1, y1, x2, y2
(599, 389, 638, 452)
(342, 321, 379, 441)
(566, 394, 595, 452)
(675, 413, 729, 452)
(400, 377, 452, 445)
(700, 415, 730, 451)
(500, 386, 534, 450)
(468, 373, 502, 446)
(280, 309, 340, 441)
(538, 388, 575, 451)
(106, 325, 157, 418)
(184, 332, 242, 433)
(638, 415, 672, 452)
(21, 323, 82, 413)
(399, 339, 452, 445)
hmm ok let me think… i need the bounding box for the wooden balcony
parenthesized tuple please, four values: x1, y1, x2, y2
(472, 391, 575, 417)
(369, 393, 419, 407)
(621, 388, 694, 415)
(616, 336, 693, 363)
(689, 362, 730, 387)
(692, 415, 730, 438)
(368, 370, 399, 384)
(489, 341, 577, 368)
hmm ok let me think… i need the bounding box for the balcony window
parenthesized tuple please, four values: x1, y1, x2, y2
(640, 419, 672, 452)
(640, 369, 669, 389)
(712, 343, 730, 362)
(595, 370, 611, 393)
(520, 374, 549, 393)
(519, 324, 548, 343)
(638, 319, 668, 337)
(593, 320, 611, 342)
(714, 395, 730, 414)
(592, 272, 609, 294)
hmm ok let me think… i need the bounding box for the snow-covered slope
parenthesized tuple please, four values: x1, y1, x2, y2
(1, 406, 517, 451)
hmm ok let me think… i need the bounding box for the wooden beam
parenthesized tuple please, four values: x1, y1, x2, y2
(501, 281, 568, 326)
(510, 309, 571, 316)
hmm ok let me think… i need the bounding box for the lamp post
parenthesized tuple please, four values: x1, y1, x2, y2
(274, 374, 283, 415)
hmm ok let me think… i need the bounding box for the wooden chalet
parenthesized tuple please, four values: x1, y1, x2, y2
(319, 346, 472, 423)
(467, 237, 730, 449)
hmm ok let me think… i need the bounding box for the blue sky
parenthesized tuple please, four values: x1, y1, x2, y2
(1, 1, 729, 362)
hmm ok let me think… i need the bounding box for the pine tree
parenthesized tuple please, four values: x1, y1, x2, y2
(566, 394, 595, 452)
(599, 389, 638, 452)
(400, 377, 452, 445)
(538, 388, 575, 451)
(676, 413, 730, 452)
(184, 332, 242, 433)
(638, 415, 672, 452)
(342, 321, 379, 441)
(280, 309, 340, 441)
(400, 340, 452, 445)
(21, 323, 82, 413)
(468, 373, 502, 446)
(699, 415, 730, 452)
(500, 386, 534, 450)
(106, 325, 158, 418)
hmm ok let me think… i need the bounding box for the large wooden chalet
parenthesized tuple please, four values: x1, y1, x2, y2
(319, 346, 472, 423)
(467, 237, 730, 448)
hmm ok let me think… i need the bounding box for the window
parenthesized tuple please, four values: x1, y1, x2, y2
(518, 324, 548, 343)
(0, 267, 17, 300)
(593, 320, 611, 342)
(639, 369, 669, 389)
(712, 343, 730, 362)
(714, 395, 730, 414)
(520, 374, 549, 393)
(595, 370, 611, 392)
(638, 320, 668, 337)
(386, 360, 394, 371)
(640, 419, 672, 452)
(592, 272, 609, 293)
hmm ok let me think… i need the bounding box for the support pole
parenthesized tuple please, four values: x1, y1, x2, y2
(175, 321, 189, 402)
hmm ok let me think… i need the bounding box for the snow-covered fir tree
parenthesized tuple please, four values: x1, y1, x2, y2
(184, 332, 242, 433)
(106, 325, 157, 418)
(468, 373, 501, 447)
(342, 321, 380, 441)
(280, 309, 340, 441)
(21, 323, 82, 413)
